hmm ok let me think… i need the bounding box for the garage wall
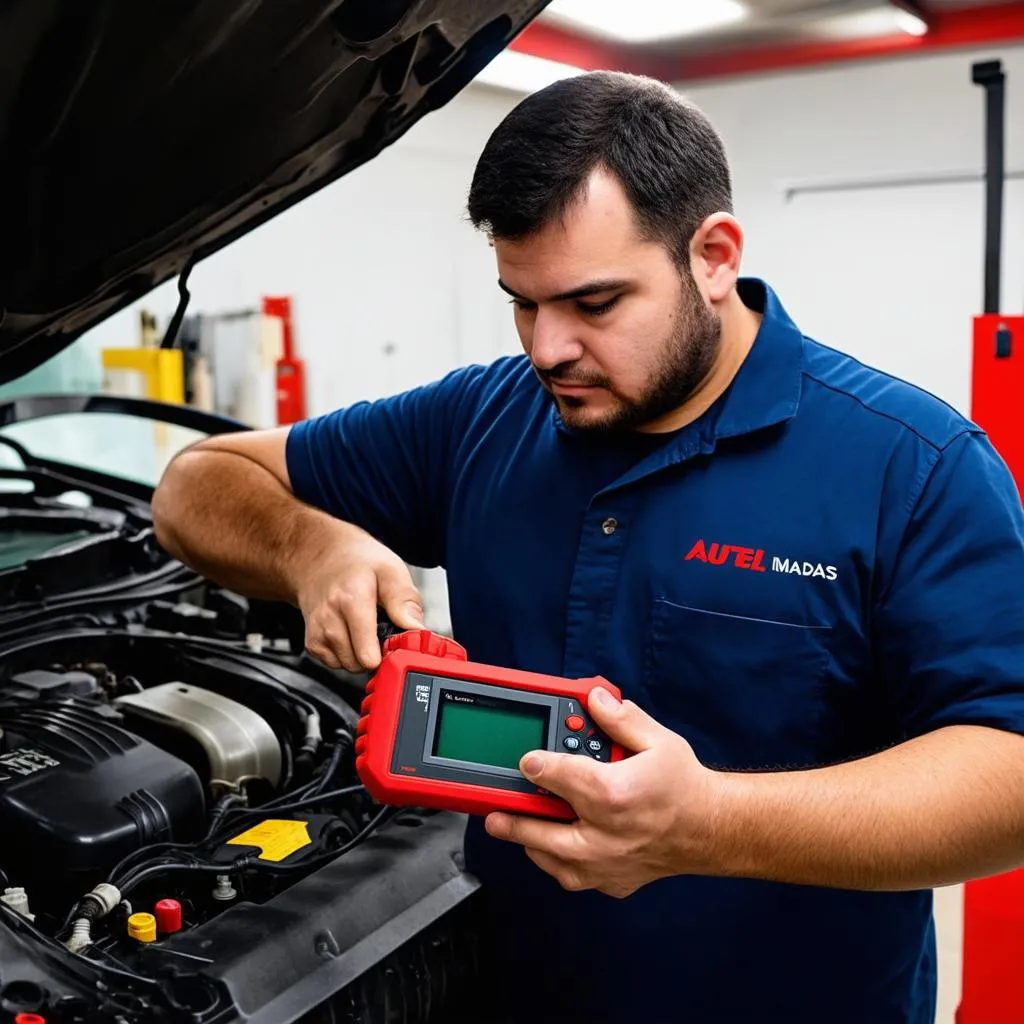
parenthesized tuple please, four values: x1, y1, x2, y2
(680, 41, 1024, 416)
(84, 40, 1024, 423)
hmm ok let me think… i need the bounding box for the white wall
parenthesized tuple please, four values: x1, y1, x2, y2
(680, 42, 1024, 416)
(87, 41, 1024, 422)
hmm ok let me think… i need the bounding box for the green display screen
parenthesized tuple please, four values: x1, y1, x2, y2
(434, 694, 547, 770)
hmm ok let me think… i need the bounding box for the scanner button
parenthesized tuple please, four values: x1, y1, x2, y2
(563, 736, 581, 751)
(565, 714, 585, 732)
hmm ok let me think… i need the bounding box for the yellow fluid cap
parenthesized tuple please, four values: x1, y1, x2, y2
(127, 912, 157, 943)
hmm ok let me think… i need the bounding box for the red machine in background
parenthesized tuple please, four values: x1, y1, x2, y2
(957, 59, 1023, 1024)
(972, 313, 1023, 493)
(262, 295, 307, 426)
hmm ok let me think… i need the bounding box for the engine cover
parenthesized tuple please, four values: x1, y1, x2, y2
(0, 697, 205, 903)
(115, 682, 282, 789)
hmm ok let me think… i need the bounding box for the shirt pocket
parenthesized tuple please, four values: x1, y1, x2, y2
(641, 598, 832, 770)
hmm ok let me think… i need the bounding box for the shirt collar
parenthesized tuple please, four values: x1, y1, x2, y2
(549, 277, 805, 448)
(706, 277, 804, 443)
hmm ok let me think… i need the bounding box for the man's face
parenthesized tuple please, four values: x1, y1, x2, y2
(494, 168, 721, 433)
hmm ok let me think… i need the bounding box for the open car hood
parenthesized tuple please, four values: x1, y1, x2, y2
(0, 0, 547, 384)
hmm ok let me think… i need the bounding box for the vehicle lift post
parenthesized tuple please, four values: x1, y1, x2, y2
(957, 57, 1024, 1024)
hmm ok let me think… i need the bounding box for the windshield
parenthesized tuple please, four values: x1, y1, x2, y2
(0, 414, 210, 488)
(0, 315, 237, 487)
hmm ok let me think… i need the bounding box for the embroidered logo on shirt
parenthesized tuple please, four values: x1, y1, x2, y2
(684, 539, 838, 581)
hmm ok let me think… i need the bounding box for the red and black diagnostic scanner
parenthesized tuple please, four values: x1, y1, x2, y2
(355, 629, 625, 820)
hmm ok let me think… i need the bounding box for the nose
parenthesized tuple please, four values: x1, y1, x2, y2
(528, 307, 584, 371)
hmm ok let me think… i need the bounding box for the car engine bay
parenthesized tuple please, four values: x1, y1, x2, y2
(0, 406, 484, 1024)
(0, 624, 482, 1024)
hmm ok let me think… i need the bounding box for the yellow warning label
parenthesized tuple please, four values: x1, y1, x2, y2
(226, 819, 312, 862)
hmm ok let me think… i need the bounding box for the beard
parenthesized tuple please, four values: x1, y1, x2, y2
(537, 271, 722, 434)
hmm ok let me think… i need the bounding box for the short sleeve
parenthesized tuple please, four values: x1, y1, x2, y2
(875, 429, 1024, 738)
(284, 366, 484, 569)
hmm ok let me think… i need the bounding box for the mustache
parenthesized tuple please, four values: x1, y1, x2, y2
(535, 364, 611, 389)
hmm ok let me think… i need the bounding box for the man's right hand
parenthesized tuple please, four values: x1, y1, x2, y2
(295, 522, 425, 673)
(153, 427, 424, 675)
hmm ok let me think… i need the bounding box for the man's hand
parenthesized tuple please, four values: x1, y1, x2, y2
(484, 686, 718, 898)
(491, 690, 1024, 894)
(295, 522, 425, 673)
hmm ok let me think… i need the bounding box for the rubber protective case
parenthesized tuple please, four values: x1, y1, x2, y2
(355, 630, 625, 820)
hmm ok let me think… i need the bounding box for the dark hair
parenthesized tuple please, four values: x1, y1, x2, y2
(467, 71, 733, 264)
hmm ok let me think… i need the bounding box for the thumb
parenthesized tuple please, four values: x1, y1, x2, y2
(517, 748, 602, 816)
(376, 562, 425, 630)
(586, 686, 666, 753)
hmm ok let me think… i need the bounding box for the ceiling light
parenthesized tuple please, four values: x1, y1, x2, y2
(806, 4, 930, 41)
(474, 50, 585, 94)
(543, 0, 748, 44)
(892, 7, 928, 35)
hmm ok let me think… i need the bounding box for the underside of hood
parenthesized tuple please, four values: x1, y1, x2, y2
(0, 0, 547, 383)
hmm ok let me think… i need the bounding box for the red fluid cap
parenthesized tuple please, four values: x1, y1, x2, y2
(155, 898, 183, 934)
(15, 1015, 47, 1024)
(383, 629, 467, 661)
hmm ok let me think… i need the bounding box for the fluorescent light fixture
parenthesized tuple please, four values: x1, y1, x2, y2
(807, 4, 929, 41)
(474, 49, 585, 93)
(543, 0, 748, 43)
(892, 7, 928, 35)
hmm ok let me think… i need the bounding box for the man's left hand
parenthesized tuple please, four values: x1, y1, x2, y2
(484, 686, 719, 898)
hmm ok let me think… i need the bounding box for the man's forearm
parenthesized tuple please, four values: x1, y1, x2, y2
(152, 446, 339, 603)
(705, 724, 1024, 891)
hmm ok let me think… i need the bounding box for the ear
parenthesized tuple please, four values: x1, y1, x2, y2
(690, 213, 744, 304)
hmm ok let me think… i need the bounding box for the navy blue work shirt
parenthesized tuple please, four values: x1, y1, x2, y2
(286, 279, 1024, 1023)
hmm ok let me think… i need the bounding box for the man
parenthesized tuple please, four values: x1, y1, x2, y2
(153, 72, 1024, 1023)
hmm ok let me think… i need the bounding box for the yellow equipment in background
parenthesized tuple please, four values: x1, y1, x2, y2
(100, 348, 184, 404)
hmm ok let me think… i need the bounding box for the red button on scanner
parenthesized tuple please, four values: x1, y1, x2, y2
(565, 714, 585, 732)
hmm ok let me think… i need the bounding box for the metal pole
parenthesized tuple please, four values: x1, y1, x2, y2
(972, 59, 1005, 315)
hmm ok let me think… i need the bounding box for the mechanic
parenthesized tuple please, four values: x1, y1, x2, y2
(152, 71, 1024, 1023)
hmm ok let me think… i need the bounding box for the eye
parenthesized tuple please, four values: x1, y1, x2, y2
(509, 298, 536, 313)
(577, 296, 620, 316)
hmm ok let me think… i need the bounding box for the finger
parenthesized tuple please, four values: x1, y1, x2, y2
(515, 751, 606, 820)
(524, 848, 588, 892)
(329, 578, 382, 670)
(306, 611, 344, 669)
(586, 686, 668, 753)
(306, 637, 341, 670)
(376, 562, 425, 631)
(317, 614, 359, 672)
(484, 812, 578, 859)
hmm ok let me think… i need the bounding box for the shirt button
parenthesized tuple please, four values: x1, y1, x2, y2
(601, 517, 618, 535)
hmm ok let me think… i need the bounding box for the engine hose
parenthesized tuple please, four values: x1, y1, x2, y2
(66, 916, 92, 954)
(310, 731, 348, 796)
(119, 857, 255, 901)
(62, 882, 120, 949)
(252, 806, 394, 875)
(205, 793, 248, 839)
(212, 784, 366, 834)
